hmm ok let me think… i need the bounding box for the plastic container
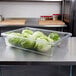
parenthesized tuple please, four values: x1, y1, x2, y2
(49, 16, 53, 20)
(40, 16, 45, 21)
(1, 27, 72, 56)
(53, 14, 61, 20)
(44, 16, 49, 20)
(40, 16, 53, 21)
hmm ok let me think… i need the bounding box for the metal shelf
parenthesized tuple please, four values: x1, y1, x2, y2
(0, 0, 62, 2)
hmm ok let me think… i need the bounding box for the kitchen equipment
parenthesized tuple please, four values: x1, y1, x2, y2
(0, 15, 3, 22)
(63, 0, 76, 36)
(1, 27, 71, 56)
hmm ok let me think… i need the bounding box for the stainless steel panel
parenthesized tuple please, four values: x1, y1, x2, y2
(0, 0, 62, 1)
(63, 0, 74, 33)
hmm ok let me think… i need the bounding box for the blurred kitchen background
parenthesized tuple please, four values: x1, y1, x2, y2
(0, 2, 60, 18)
(0, 1, 76, 76)
(0, 0, 75, 36)
(0, 1, 66, 36)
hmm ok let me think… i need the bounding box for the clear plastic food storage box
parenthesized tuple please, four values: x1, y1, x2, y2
(1, 27, 72, 56)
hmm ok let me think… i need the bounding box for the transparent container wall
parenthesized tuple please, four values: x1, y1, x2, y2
(2, 27, 72, 56)
(5, 36, 54, 56)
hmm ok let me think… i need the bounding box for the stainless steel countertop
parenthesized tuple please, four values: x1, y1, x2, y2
(0, 37, 76, 64)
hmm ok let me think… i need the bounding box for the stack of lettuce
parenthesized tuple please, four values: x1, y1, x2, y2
(7, 29, 60, 52)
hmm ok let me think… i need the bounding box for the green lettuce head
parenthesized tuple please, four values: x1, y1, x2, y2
(8, 33, 23, 46)
(34, 38, 51, 52)
(48, 32, 60, 41)
(32, 31, 46, 40)
(22, 29, 33, 37)
(21, 36, 35, 49)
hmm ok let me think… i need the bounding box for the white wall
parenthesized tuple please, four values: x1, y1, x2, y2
(0, 4, 3, 14)
(0, 2, 61, 18)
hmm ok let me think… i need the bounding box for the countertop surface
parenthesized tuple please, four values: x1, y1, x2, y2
(0, 37, 76, 65)
(39, 20, 66, 27)
(0, 19, 26, 25)
(0, 18, 66, 27)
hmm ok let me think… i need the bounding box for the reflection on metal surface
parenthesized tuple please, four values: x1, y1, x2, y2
(18, 0, 62, 1)
(0, 0, 62, 1)
(64, 14, 70, 23)
(63, 0, 70, 23)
